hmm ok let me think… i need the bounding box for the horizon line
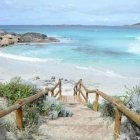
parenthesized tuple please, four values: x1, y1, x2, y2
(0, 24, 134, 26)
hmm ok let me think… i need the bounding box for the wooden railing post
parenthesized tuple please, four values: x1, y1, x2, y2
(75, 85, 78, 96)
(78, 79, 82, 102)
(15, 101, 23, 129)
(114, 107, 122, 139)
(74, 86, 77, 96)
(51, 89, 54, 96)
(74, 88, 75, 96)
(45, 87, 49, 95)
(93, 92, 99, 112)
(59, 79, 62, 98)
(86, 92, 88, 103)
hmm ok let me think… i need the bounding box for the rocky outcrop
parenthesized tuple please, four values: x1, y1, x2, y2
(0, 34, 19, 46)
(19, 32, 47, 42)
(0, 30, 59, 47)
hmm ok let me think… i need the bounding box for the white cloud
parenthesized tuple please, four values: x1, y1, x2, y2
(0, 0, 140, 25)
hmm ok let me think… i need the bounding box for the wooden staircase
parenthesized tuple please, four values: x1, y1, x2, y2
(38, 95, 114, 140)
(1, 79, 139, 139)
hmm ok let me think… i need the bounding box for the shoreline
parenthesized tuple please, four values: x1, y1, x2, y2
(0, 57, 139, 99)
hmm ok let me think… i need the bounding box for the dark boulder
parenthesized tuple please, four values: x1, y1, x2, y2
(19, 32, 47, 42)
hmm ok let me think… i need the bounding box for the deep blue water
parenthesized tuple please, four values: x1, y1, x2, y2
(0, 25, 140, 77)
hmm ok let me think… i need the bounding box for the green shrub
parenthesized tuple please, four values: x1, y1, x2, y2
(0, 77, 41, 126)
(41, 96, 63, 115)
(121, 86, 140, 139)
(87, 101, 105, 112)
(100, 96, 123, 120)
(40, 96, 73, 119)
(23, 104, 40, 126)
(98, 86, 140, 139)
(5, 121, 38, 140)
(100, 100, 116, 120)
(0, 77, 37, 105)
(0, 77, 48, 139)
(87, 102, 93, 110)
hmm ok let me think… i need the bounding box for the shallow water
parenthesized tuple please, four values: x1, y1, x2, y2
(0, 25, 140, 78)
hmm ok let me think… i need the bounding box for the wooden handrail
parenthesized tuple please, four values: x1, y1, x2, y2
(116, 101, 140, 127)
(17, 90, 49, 106)
(54, 90, 60, 98)
(0, 90, 48, 118)
(52, 81, 60, 91)
(0, 90, 48, 129)
(0, 104, 21, 118)
(79, 89, 87, 102)
(95, 90, 118, 106)
(80, 81, 88, 92)
(74, 79, 88, 103)
(94, 89, 140, 126)
(0, 80, 62, 129)
(46, 79, 62, 99)
(74, 79, 82, 89)
(74, 80, 140, 139)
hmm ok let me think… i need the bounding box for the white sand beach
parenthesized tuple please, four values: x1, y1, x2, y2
(0, 57, 139, 98)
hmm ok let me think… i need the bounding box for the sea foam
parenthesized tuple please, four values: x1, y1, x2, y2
(136, 36, 140, 40)
(128, 43, 140, 55)
(76, 66, 124, 78)
(0, 52, 49, 62)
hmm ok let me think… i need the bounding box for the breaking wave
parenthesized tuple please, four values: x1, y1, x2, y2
(128, 43, 140, 55)
(76, 66, 125, 78)
(0, 51, 62, 63)
(136, 36, 140, 40)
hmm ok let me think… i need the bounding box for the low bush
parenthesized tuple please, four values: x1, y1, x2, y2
(0, 77, 38, 105)
(5, 121, 38, 140)
(95, 86, 140, 139)
(87, 102, 103, 111)
(23, 104, 40, 126)
(0, 77, 42, 129)
(100, 96, 123, 120)
(100, 100, 116, 120)
(41, 96, 73, 119)
(87, 102, 93, 110)
(121, 86, 140, 139)
(0, 77, 73, 139)
(40, 96, 63, 115)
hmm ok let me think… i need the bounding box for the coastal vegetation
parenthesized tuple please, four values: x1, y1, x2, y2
(90, 86, 140, 139)
(0, 77, 73, 139)
(0, 77, 41, 139)
(0, 77, 38, 105)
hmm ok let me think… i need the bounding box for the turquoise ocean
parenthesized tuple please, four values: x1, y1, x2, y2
(0, 25, 140, 78)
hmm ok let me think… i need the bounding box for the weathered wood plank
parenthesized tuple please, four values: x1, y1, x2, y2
(16, 106, 23, 129)
(114, 108, 122, 139)
(94, 93, 99, 112)
(0, 104, 20, 118)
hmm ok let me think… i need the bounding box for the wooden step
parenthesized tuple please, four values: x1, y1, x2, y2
(60, 96, 79, 104)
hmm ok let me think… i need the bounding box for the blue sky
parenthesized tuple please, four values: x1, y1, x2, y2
(0, 0, 140, 25)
